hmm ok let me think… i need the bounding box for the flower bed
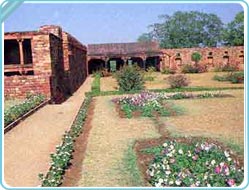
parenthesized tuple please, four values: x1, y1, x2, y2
(112, 91, 232, 118)
(4, 94, 46, 127)
(38, 95, 92, 187)
(146, 140, 244, 187)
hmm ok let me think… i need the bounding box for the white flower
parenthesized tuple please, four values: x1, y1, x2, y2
(204, 174, 208, 180)
(165, 170, 171, 175)
(224, 150, 230, 157)
(207, 184, 211, 187)
(163, 143, 168, 147)
(169, 180, 174, 185)
(178, 149, 183, 154)
(187, 150, 192, 157)
(170, 145, 174, 150)
(211, 159, 216, 165)
(220, 162, 225, 167)
(196, 181, 200, 186)
(227, 157, 232, 162)
(175, 179, 181, 186)
(158, 178, 164, 183)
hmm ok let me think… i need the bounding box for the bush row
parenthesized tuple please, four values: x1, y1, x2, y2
(213, 72, 244, 84)
(38, 95, 92, 187)
(4, 94, 46, 127)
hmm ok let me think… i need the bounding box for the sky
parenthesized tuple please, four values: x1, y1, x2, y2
(4, 2, 244, 45)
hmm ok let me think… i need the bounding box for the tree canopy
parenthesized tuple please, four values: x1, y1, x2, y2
(222, 11, 244, 46)
(139, 11, 224, 48)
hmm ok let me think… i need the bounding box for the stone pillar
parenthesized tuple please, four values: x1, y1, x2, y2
(18, 39, 25, 74)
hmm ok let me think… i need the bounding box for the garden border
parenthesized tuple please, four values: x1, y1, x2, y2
(4, 99, 50, 134)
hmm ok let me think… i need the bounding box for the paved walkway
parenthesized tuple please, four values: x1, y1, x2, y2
(4, 76, 93, 187)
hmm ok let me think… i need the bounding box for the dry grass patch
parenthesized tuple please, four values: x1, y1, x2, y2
(145, 72, 244, 89)
(159, 90, 244, 152)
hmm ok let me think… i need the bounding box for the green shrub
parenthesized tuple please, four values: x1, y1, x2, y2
(161, 67, 176, 74)
(213, 75, 228, 82)
(214, 65, 238, 72)
(213, 72, 244, 84)
(167, 74, 190, 88)
(116, 65, 145, 92)
(228, 72, 244, 83)
(191, 52, 202, 66)
(181, 64, 199, 73)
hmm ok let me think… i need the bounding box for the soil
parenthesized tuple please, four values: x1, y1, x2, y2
(4, 76, 93, 187)
(62, 99, 95, 187)
(73, 96, 160, 187)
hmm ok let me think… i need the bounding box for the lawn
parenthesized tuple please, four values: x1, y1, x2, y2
(62, 89, 244, 187)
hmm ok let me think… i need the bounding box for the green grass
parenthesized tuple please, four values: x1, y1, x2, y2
(91, 73, 101, 93)
(120, 143, 144, 186)
(86, 86, 243, 97)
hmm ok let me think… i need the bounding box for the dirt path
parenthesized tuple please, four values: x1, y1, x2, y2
(4, 76, 93, 187)
(76, 96, 160, 187)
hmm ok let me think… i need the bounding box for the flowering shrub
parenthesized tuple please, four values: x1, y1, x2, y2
(4, 94, 46, 127)
(112, 91, 230, 118)
(39, 96, 92, 187)
(147, 140, 243, 187)
(167, 74, 190, 88)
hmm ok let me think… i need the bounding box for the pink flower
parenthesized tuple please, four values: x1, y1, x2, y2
(192, 155, 198, 161)
(214, 166, 221, 174)
(227, 179, 235, 187)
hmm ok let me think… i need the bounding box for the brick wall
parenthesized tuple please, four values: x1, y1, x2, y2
(63, 32, 87, 94)
(162, 46, 244, 70)
(4, 75, 51, 99)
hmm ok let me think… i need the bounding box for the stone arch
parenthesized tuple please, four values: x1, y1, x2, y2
(129, 57, 144, 69)
(145, 56, 160, 71)
(107, 57, 124, 72)
(88, 58, 105, 74)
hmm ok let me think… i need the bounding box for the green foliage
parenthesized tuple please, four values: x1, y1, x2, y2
(147, 140, 244, 187)
(137, 33, 153, 42)
(147, 11, 223, 48)
(214, 65, 238, 72)
(167, 74, 190, 88)
(213, 72, 244, 84)
(116, 65, 145, 92)
(39, 96, 92, 187)
(181, 64, 199, 73)
(121, 143, 144, 186)
(91, 73, 101, 94)
(4, 94, 46, 127)
(161, 67, 176, 74)
(191, 52, 202, 66)
(222, 11, 244, 46)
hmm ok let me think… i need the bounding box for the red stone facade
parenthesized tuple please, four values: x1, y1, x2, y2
(4, 25, 87, 103)
(161, 46, 244, 71)
(87, 42, 244, 73)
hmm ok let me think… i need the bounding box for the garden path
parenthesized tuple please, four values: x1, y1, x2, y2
(76, 96, 160, 187)
(4, 76, 93, 187)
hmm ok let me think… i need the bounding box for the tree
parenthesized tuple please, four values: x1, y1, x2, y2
(137, 33, 153, 42)
(147, 11, 223, 48)
(191, 52, 202, 67)
(222, 11, 244, 46)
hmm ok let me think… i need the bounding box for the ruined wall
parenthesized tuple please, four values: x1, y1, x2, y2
(4, 33, 52, 99)
(162, 46, 244, 70)
(63, 32, 87, 94)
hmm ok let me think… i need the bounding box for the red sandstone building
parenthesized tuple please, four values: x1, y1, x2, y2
(4, 25, 87, 103)
(4, 25, 244, 102)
